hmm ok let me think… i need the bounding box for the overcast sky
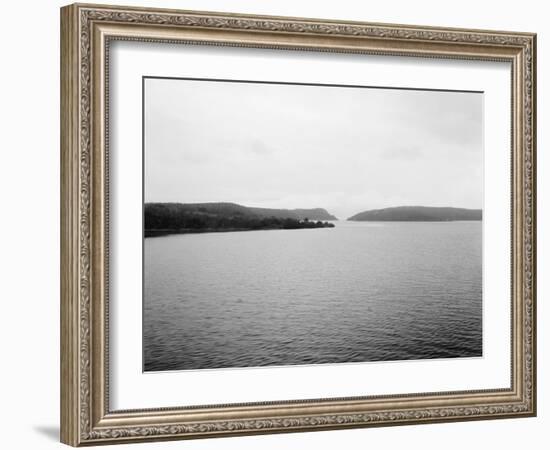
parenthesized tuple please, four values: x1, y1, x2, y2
(144, 78, 482, 220)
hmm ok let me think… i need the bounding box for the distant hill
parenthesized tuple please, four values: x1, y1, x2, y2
(144, 202, 336, 236)
(348, 206, 482, 222)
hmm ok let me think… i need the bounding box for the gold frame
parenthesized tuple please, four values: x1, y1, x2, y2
(60, 3, 537, 446)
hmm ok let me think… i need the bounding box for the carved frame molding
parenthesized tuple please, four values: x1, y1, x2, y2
(61, 3, 536, 446)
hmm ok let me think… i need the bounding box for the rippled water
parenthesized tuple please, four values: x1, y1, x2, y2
(144, 221, 482, 371)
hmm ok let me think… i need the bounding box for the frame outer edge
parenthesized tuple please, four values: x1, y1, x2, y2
(529, 33, 536, 416)
(61, 2, 537, 445)
(61, 4, 81, 447)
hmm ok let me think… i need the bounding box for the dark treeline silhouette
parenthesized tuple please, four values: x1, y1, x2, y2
(145, 202, 335, 236)
(249, 207, 337, 221)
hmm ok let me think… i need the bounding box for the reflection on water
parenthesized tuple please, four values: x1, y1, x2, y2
(144, 221, 482, 371)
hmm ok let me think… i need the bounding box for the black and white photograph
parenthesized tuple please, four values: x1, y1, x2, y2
(52, 2, 539, 446)
(143, 77, 483, 372)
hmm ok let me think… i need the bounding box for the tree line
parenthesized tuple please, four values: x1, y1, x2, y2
(145, 203, 335, 236)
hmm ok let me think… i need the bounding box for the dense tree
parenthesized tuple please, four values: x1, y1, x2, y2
(144, 203, 335, 236)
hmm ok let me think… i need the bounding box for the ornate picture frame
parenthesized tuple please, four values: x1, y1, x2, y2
(60, 3, 536, 446)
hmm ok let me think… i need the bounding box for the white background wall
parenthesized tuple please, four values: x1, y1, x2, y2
(0, 0, 546, 448)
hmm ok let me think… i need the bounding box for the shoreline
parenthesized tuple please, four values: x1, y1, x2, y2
(145, 223, 335, 237)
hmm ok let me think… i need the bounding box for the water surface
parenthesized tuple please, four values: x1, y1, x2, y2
(144, 221, 482, 371)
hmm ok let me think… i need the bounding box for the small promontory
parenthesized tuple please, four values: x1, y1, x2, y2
(348, 206, 482, 222)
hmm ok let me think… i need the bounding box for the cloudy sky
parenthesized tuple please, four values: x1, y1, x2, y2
(144, 77, 483, 220)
